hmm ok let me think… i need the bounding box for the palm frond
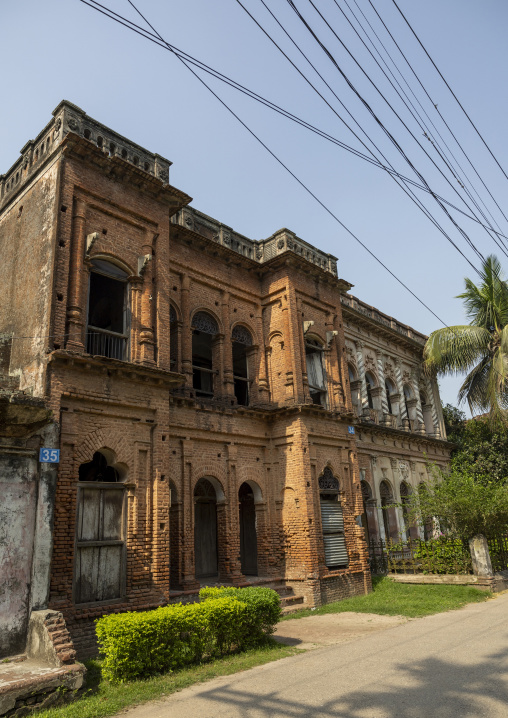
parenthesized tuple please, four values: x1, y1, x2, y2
(424, 325, 490, 376)
(457, 357, 491, 413)
(457, 255, 508, 330)
(487, 349, 508, 423)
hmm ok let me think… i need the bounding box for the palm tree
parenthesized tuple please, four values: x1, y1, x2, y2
(424, 255, 508, 422)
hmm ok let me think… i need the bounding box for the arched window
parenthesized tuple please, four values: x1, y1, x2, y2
(232, 325, 253, 406)
(403, 385, 412, 419)
(75, 450, 126, 603)
(420, 391, 434, 434)
(192, 312, 218, 397)
(348, 364, 360, 410)
(319, 468, 348, 569)
(365, 372, 376, 409)
(385, 378, 396, 415)
(87, 259, 129, 360)
(170, 305, 178, 371)
(306, 337, 327, 407)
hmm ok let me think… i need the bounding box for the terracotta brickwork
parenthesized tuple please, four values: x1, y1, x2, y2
(0, 102, 451, 656)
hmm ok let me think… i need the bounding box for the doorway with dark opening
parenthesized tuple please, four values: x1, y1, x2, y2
(194, 478, 218, 578)
(239, 482, 257, 575)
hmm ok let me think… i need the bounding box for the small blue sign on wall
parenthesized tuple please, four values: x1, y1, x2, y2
(348, 426, 355, 435)
(39, 448, 60, 463)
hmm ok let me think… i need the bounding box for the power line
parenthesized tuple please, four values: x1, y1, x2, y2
(77, 0, 508, 397)
(336, 0, 506, 245)
(78, 0, 508, 245)
(346, 0, 503, 235)
(390, 0, 508, 184)
(368, 0, 508, 229)
(78, 0, 451, 324)
(285, 0, 493, 265)
(235, 0, 483, 271)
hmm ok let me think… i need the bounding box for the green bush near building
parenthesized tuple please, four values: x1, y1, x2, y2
(95, 586, 281, 683)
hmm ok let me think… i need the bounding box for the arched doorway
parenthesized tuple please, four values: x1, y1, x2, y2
(194, 478, 218, 578)
(169, 480, 181, 589)
(360, 480, 372, 544)
(239, 482, 258, 575)
(400, 481, 412, 539)
(379, 480, 394, 541)
(75, 450, 126, 603)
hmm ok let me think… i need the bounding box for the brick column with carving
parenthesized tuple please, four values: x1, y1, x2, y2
(355, 341, 368, 408)
(180, 275, 193, 386)
(376, 351, 390, 414)
(139, 230, 155, 366)
(221, 290, 235, 397)
(66, 197, 87, 350)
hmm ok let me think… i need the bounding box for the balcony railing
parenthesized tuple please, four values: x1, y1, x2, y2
(86, 327, 128, 361)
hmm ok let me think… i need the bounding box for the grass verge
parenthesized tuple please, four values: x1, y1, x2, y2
(281, 576, 491, 620)
(36, 641, 297, 718)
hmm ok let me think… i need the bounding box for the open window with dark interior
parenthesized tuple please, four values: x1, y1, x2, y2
(306, 337, 327, 407)
(365, 372, 376, 409)
(192, 311, 218, 398)
(232, 325, 253, 406)
(319, 467, 348, 569)
(385, 378, 395, 414)
(87, 259, 129, 360)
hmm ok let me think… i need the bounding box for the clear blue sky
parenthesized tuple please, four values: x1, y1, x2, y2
(3, 0, 508, 413)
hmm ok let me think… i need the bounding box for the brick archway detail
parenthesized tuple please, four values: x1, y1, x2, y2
(74, 427, 134, 472)
(191, 463, 228, 502)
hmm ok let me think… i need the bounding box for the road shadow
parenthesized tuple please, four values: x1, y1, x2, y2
(273, 635, 303, 646)
(194, 640, 508, 717)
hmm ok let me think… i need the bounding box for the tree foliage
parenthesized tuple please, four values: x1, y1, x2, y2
(442, 404, 508, 483)
(410, 466, 508, 541)
(424, 255, 508, 423)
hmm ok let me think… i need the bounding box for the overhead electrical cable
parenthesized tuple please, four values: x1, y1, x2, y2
(334, 0, 506, 247)
(234, 0, 484, 270)
(390, 0, 508, 185)
(367, 0, 508, 229)
(284, 0, 497, 263)
(346, 0, 503, 237)
(78, 0, 508, 244)
(78, 0, 453, 322)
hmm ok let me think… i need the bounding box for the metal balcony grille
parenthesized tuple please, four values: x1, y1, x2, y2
(87, 327, 128, 361)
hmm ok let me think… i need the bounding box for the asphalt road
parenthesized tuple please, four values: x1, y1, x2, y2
(121, 592, 508, 718)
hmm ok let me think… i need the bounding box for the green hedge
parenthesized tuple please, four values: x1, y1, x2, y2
(96, 586, 281, 683)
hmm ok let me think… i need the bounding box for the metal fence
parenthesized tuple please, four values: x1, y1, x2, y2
(369, 537, 473, 576)
(487, 536, 508, 572)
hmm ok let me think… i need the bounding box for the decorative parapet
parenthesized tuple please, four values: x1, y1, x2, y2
(172, 206, 338, 276)
(341, 293, 427, 346)
(0, 100, 171, 207)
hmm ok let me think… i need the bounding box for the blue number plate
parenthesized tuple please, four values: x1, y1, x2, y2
(39, 448, 60, 463)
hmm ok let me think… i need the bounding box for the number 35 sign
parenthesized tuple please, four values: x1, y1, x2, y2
(39, 448, 60, 463)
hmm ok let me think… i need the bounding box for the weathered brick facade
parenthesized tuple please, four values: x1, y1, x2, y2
(0, 101, 451, 656)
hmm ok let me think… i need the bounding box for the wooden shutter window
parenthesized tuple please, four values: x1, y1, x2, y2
(320, 498, 349, 569)
(74, 483, 126, 604)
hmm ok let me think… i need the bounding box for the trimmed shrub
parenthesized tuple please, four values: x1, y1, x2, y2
(96, 587, 281, 683)
(200, 586, 282, 644)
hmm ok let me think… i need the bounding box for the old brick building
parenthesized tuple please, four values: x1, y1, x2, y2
(0, 101, 451, 655)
